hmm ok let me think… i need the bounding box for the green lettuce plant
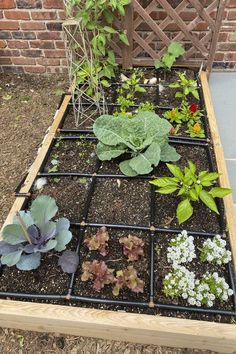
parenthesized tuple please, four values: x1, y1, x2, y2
(93, 111, 180, 176)
(0, 195, 79, 273)
(150, 161, 233, 224)
(155, 42, 185, 70)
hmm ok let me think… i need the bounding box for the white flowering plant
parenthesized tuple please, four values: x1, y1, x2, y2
(163, 266, 233, 308)
(167, 230, 196, 266)
(200, 235, 232, 266)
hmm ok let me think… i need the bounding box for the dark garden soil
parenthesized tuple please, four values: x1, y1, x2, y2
(0, 73, 224, 354)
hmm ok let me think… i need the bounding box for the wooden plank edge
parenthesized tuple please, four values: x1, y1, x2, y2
(0, 299, 236, 353)
(200, 71, 236, 274)
(0, 94, 71, 232)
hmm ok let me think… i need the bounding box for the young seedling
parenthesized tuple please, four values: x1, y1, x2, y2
(150, 161, 233, 224)
(169, 72, 199, 101)
(113, 266, 144, 296)
(155, 42, 185, 70)
(119, 234, 144, 261)
(81, 260, 115, 292)
(0, 195, 79, 273)
(84, 227, 109, 256)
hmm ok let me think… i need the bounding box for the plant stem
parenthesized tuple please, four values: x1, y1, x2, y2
(16, 212, 32, 244)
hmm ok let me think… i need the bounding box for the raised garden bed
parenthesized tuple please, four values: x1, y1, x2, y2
(0, 70, 236, 353)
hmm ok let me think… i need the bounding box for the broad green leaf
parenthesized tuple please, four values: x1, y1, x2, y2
(161, 143, 180, 162)
(189, 188, 199, 201)
(192, 90, 199, 100)
(16, 253, 41, 271)
(175, 92, 183, 98)
(119, 160, 137, 176)
(177, 199, 193, 224)
(30, 195, 58, 228)
(168, 42, 185, 57)
(119, 33, 129, 46)
(56, 218, 70, 233)
(195, 183, 202, 195)
(103, 26, 117, 34)
(188, 160, 197, 174)
(209, 187, 233, 198)
(40, 239, 57, 253)
(13, 211, 34, 228)
(166, 163, 183, 179)
(54, 230, 72, 252)
(199, 190, 219, 214)
(154, 59, 162, 69)
(150, 177, 178, 187)
(96, 142, 126, 160)
(1, 249, 23, 266)
(129, 143, 161, 175)
(157, 185, 178, 194)
(162, 53, 175, 69)
(2, 224, 26, 245)
(200, 172, 219, 182)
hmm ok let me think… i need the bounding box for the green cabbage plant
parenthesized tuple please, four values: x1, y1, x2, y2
(0, 195, 79, 273)
(93, 111, 180, 176)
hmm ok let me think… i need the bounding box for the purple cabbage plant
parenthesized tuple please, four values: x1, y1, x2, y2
(0, 195, 79, 273)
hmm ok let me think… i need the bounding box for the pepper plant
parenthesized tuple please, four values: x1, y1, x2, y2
(169, 72, 199, 101)
(150, 161, 233, 224)
(0, 195, 79, 273)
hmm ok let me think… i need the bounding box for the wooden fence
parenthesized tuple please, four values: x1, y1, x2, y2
(111, 0, 227, 72)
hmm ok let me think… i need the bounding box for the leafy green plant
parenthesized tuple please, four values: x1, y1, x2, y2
(186, 122, 205, 138)
(138, 101, 155, 112)
(0, 195, 79, 273)
(164, 102, 203, 125)
(93, 111, 180, 176)
(155, 42, 185, 70)
(169, 72, 199, 101)
(150, 161, 233, 224)
(84, 227, 109, 256)
(119, 234, 144, 261)
(116, 69, 146, 114)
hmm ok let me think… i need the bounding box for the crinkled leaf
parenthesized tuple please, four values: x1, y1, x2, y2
(199, 190, 219, 214)
(58, 250, 79, 273)
(162, 53, 175, 69)
(96, 142, 126, 160)
(30, 195, 58, 228)
(54, 230, 72, 252)
(56, 217, 70, 233)
(168, 42, 185, 57)
(161, 143, 180, 162)
(2, 224, 26, 245)
(1, 249, 23, 266)
(177, 199, 193, 224)
(16, 253, 41, 271)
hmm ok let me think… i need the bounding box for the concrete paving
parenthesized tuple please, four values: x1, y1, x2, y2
(209, 72, 236, 206)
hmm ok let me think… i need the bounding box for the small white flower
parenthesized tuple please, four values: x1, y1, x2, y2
(51, 159, 59, 165)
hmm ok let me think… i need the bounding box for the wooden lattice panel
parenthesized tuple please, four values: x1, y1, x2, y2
(116, 0, 227, 72)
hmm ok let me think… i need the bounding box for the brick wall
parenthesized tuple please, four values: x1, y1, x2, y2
(0, 0, 236, 74)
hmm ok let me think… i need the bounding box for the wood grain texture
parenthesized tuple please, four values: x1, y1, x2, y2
(0, 299, 236, 353)
(201, 71, 236, 273)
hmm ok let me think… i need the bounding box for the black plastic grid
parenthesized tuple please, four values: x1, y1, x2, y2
(1, 68, 235, 318)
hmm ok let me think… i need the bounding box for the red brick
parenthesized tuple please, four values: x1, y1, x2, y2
(0, 57, 12, 64)
(0, 40, 7, 48)
(37, 31, 61, 40)
(0, 10, 3, 18)
(16, 0, 41, 9)
(61, 58, 68, 66)
(4, 10, 30, 19)
(218, 32, 228, 41)
(12, 57, 36, 65)
(37, 57, 60, 66)
(43, 0, 63, 8)
(227, 0, 236, 8)
(55, 40, 65, 49)
(44, 49, 65, 57)
(0, 0, 16, 9)
(0, 21, 19, 30)
(214, 53, 225, 61)
(0, 49, 20, 56)
(21, 21, 45, 30)
(31, 11, 56, 20)
(3, 65, 24, 73)
(30, 40, 54, 49)
(24, 66, 46, 73)
(21, 49, 42, 57)
(8, 40, 29, 48)
(219, 43, 236, 51)
(228, 10, 236, 20)
(58, 10, 65, 20)
(228, 32, 236, 41)
(226, 52, 236, 61)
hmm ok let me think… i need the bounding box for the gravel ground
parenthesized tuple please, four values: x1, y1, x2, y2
(0, 74, 223, 354)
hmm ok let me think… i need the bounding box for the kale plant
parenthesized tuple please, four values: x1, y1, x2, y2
(155, 42, 185, 70)
(150, 161, 233, 224)
(0, 195, 79, 273)
(93, 111, 180, 176)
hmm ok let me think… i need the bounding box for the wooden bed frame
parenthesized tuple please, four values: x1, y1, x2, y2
(0, 71, 236, 353)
